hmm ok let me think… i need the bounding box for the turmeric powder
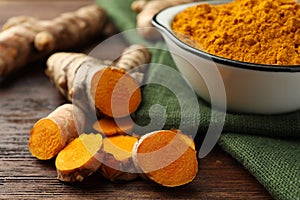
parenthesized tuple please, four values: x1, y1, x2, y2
(172, 0, 300, 65)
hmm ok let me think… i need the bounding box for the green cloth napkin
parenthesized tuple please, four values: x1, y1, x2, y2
(96, 0, 300, 199)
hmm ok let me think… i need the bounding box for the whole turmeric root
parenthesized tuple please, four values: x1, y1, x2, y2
(46, 44, 151, 118)
(99, 135, 139, 181)
(0, 5, 108, 78)
(28, 104, 85, 160)
(132, 129, 198, 187)
(131, 0, 200, 39)
(55, 133, 103, 182)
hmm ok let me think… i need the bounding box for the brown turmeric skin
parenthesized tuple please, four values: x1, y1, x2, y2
(172, 0, 300, 65)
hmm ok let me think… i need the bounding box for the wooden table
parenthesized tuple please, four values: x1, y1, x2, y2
(0, 1, 272, 199)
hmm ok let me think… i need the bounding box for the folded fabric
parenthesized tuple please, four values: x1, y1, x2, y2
(96, 0, 300, 199)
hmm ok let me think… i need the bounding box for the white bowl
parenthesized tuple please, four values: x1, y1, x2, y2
(152, 1, 300, 115)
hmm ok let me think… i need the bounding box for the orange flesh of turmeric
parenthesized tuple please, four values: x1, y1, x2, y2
(28, 119, 63, 160)
(91, 67, 141, 118)
(55, 133, 102, 171)
(171, 129, 195, 150)
(103, 135, 138, 161)
(136, 130, 198, 187)
(92, 117, 135, 136)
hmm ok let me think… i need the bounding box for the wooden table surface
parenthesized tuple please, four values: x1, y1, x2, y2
(0, 1, 272, 199)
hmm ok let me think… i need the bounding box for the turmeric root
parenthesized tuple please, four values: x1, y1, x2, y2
(131, 0, 200, 39)
(93, 117, 135, 136)
(99, 135, 139, 181)
(132, 130, 198, 187)
(55, 133, 103, 182)
(0, 5, 108, 78)
(46, 44, 151, 118)
(113, 44, 151, 83)
(28, 104, 85, 160)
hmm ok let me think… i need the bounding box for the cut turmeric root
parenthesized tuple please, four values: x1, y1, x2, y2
(46, 44, 150, 118)
(99, 135, 139, 181)
(28, 104, 84, 160)
(55, 133, 103, 182)
(132, 130, 198, 187)
(91, 67, 142, 118)
(0, 5, 108, 78)
(92, 117, 135, 136)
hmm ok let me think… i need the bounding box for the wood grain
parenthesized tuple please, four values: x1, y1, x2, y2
(0, 1, 272, 199)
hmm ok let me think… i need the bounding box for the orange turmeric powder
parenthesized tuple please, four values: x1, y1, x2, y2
(172, 0, 300, 65)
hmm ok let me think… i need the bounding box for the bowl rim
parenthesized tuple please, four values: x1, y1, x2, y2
(151, 1, 300, 72)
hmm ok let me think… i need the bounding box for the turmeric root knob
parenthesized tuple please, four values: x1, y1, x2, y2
(132, 130, 198, 187)
(28, 104, 84, 160)
(100, 135, 139, 181)
(55, 133, 103, 182)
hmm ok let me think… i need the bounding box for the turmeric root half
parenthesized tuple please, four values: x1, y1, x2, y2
(99, 135, 139, 181)
(131, 0, 200, 39)
(55, 133, 103, 182)
(28, 104, 85, 160)
(0, 4, 108, 78)
(93, 117, 135, 136)
(46, 44, 151, 118)
(132, 130, 198, 187)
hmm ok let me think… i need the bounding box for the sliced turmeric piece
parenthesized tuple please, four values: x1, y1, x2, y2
(132, 130, 198, 187)
(99, 135, 139, 181)
(0, 5, 108, 78)
(46, 44, 150, 118)
(55, 133, 103, 182)
(28, 104, 84, 160)
(92, 117, 135, 136)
